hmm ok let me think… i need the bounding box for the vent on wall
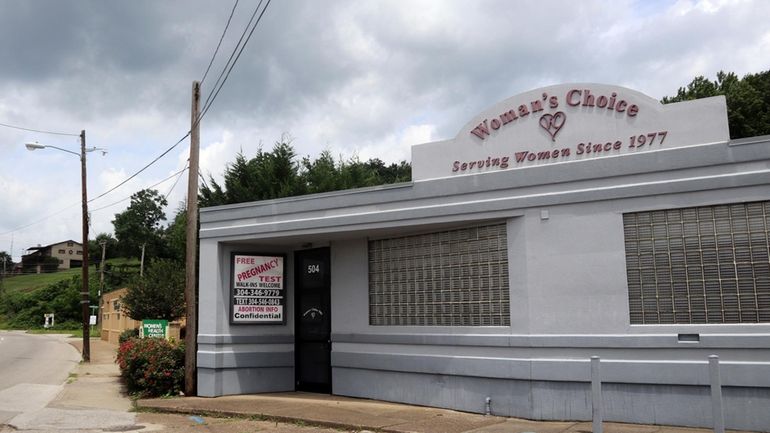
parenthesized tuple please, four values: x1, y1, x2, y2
(677, 333, 700, 343)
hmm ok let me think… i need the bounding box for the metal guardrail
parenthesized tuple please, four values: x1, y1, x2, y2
(590, 355, 726, 433)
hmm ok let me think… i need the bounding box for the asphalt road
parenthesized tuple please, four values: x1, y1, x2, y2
(0, 331, 80, 390)
(0, 331, 80, 426)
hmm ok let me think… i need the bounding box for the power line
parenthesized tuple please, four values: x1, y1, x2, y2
(0, 163, 191, 235)
(0, 121, 80, 137)
(201, 0, 264, 111)
(1, 0, 267, 238)
(88, 132, 190, 204)
(92, 0, 270, 204)
(200, 0, 240, 87)
(90, 165, 189, 213)
(164, 163, 189, 199)
(0, 203, 81, 236)
(198, 0, 272, 122)
(198, 171, 211, 191)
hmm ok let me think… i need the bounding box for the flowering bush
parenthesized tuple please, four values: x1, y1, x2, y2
(118, 328, 140, 345)
(116, 337, 185, 397)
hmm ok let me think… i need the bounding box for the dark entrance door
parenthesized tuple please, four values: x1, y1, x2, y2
(294, 247, 331, 393)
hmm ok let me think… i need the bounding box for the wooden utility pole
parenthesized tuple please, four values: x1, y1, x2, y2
(184, 81, 201, 396)
(140, 243, 146, 276)
(80, 129, 91, 363)
(98, 241, 107, 296)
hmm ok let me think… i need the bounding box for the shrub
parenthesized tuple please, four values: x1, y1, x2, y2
(116, 337, 184, 397)
(122, 259, 185, 322)
(118, 328, 140, 344)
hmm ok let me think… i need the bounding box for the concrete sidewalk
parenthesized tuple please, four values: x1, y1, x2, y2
(138, 391, 754, 433)
(0, 335, 136, 433)
(56, 337, 133, 412)
(66, 339, 752, 433)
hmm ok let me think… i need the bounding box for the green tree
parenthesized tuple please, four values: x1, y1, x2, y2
(112, 189, 168, 259)
(363, 158, 412, 184)
(662, 70, 770, 139)
(0, 273, 99, 329)
(88, 233, 118, 263)
(121, 258, 185, 321)
(165, 207, 187, 263)
(303, 150, 343, 193)
(200, 139, 412, 207)
(200, 141, 306, 206)
(0, 251, 13, 273)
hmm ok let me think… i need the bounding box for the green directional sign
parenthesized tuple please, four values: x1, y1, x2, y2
(141, 319, 168, 339)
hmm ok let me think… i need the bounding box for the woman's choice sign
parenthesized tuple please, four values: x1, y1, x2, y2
(411, 83, 728, 181)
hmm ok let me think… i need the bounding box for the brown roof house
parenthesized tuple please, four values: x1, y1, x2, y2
(21, 240, 83, 274)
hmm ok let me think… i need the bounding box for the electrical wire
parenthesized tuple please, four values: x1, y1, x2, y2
(2, 0, 271, 237)
(198, 0, 271, 123)
(0, 161, 190, 235)
(0, 121, 80, 137)
(0, 203, 81, 236)
(90, 0, 270, 203)
(90, 165, 189, 213)
(164, 163, 188, 199)
(198, 171, 211, 191)
(200, 0, 264, 112)
(200, 0, 240, 87)
(88, 132, 190, 203)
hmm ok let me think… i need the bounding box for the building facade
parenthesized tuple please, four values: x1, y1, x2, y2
(101, 288, 142, 344)
(100, 287, 184, 344)
(197, 84, 770, 431)
(22, 240, 83, 273)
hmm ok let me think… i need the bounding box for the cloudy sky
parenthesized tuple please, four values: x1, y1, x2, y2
(0, 0, 768, 260)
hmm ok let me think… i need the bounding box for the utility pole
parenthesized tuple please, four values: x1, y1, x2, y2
(80, 129, 91, 363)
(99, 241, 107, 296)
(98, 240, 107, 325)
(185, 80, 201, 396)
(140, 243, 146, 277)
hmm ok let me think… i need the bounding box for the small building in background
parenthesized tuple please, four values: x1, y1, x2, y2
(100, 287, 184, 344)
(21, 240, 83, 273)
(101, 288, 141, 344)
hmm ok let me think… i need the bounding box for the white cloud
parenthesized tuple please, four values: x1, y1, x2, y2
(1, 0, 769, 259)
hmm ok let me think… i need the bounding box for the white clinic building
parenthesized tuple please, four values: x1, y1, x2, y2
(197, 84, 770, 431)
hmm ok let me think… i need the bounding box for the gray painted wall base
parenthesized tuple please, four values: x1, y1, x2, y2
(198, 367, 294, 397)
(332, 367, 770, 432)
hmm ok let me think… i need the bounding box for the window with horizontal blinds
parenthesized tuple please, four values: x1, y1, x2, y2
(368, 223, 510, 326)
(624, 201, 770, 324)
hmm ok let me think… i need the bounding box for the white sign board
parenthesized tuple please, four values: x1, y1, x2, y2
(411, 83, 729, 181)
(230, 253, 286, 324)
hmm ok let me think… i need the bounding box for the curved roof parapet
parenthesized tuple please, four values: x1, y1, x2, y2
(411, 83, 729, 181)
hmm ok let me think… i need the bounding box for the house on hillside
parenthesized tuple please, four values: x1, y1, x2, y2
(21, 240, 83, 273)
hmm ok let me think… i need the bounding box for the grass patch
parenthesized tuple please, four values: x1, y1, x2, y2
(1, 268, 83, 293)
(0, 258, 140, 295)
(26, 327, 101, 338)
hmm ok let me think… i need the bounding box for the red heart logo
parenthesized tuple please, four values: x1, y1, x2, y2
(539, 111, 566, 141)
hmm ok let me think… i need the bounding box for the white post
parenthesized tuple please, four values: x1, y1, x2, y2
(591, 356, 603, 433)
(709, 355, 725, 433)
(140, 243, 146, 277)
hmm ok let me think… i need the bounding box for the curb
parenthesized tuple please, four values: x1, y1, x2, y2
(134, 402, 400, 433)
